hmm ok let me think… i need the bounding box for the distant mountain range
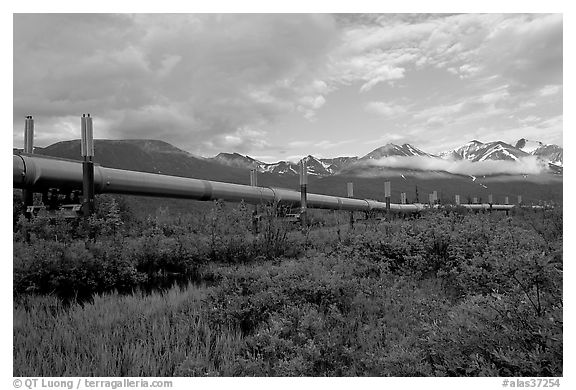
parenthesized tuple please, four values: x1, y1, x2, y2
(14, 138, 563, 209)
(15, 137, 562, 179)
(439, 140, 526, 162)
(209, 138, 563, 176)
(210, 153, 358, 176)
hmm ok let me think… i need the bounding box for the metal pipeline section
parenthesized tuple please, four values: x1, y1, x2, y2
(459, 204, 515, 211)
(14, 154, 515, 213)
(14, 154, 428, 213)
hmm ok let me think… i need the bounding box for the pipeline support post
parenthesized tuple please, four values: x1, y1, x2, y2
(81, 114, 95, 217)
(299, 160, 308, 228)
(22, 115, 34, 217)
(384, 181, 391, 213)
(347, 182, 354, 228)
(250, 169, 258, 234)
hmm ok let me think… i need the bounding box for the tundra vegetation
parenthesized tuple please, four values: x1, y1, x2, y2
(13, 194, 562, 376)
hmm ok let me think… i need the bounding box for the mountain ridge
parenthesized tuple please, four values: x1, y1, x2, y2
(209, 139, 562, 176)
(17, 137, 562, 178)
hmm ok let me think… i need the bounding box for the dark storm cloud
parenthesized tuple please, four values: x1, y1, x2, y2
(13, 14, 339, 153)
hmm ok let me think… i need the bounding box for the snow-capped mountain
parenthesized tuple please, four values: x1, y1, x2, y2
(439, 140, 484, 160)
(515, 138, 563, 167)
(209, 139, 562, 177)
(319, 156, 359, 174)
(261, 161, 299, 175)
(209, 152, 298, 174)
(360, 143, 437, 160)
(260, 155, 334, 177)
(301, 155, 333, 176)
(209, 153, 358, 176)
(441, 140, 528, 162)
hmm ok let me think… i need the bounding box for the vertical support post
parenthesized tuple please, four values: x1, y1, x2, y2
(299, 160, 307, 228)
(250, 169, 258, 233)
(24, 115, 34, 154)
(384, 181, 391, 212)
(22, 115, 34, 217)
(81, 114, 95, 217)
(347, 182, 354, 228)
(488, 194, 493, 212)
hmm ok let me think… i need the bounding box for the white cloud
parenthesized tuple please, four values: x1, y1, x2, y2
(362, 155, 547, 176)
(408, 85, 513, 133)
(297, 95, 327, 121)
(333, 13, 561, 93)
(448, 63, 482, 79)
(479, 87, 510, 104)
(426, 116, 446, 128)
(413, 102, 464, 121)
(329, 52, 408, 92)
(518, 115, 541, 125)
(203, 126, 270, 154)
(359, 65, 405, 92)
(481, 14, 562, 89)
(365, 101, 407, 117)
(315, 139, 354, 150)
(539, 84, 562, 97)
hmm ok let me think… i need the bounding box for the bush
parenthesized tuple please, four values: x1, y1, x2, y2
(423, 294, 562, 376)
(13, 198, 563, 376)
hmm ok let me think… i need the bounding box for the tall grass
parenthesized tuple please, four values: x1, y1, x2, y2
(14, 283, 243, 376)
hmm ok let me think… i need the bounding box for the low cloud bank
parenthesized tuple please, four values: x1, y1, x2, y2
(361, 155, 547, 176)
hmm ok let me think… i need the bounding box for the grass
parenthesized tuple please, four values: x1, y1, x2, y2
(14, 283, 243, 376)
(13, 201, 563, 377)
(13, 267, 446, 377)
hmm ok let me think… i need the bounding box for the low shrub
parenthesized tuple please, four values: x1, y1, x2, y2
(13, 196, 563, 376)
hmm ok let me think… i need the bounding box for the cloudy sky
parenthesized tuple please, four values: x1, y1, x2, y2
(13, 13, 562, 162)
